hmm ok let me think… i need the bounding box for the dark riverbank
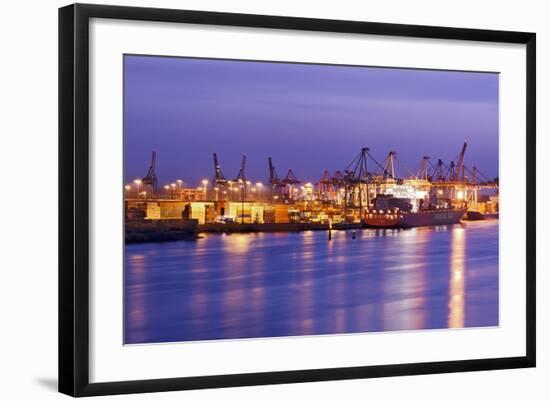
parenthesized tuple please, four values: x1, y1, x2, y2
(126, 220, 368, 243)
(125, 219, 199, 243)
(126, 218, 496, 243)
(197, 222, 358, 233)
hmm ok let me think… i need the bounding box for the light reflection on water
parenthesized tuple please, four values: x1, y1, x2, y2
(449, 227, 466, 328)
(124, 221, 499, 344)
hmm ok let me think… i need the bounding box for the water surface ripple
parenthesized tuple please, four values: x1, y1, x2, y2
(124, 221, 499, 344)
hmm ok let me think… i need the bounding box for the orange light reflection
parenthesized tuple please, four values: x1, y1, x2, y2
(448, 227, 466, 328)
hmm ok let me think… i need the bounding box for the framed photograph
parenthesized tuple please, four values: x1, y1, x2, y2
(59, 3, 536, 397)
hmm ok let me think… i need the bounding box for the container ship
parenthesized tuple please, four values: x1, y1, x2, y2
(363, 194, 467, 228)
(364, 208, 466, 228)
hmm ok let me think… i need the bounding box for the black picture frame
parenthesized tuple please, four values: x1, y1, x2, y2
(59, 3, 536, 397)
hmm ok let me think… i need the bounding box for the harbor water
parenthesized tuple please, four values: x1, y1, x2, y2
(124, 220, 499, 344)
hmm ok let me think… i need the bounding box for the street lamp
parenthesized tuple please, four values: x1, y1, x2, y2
(256, 182, 263, 201)
(133, 179, 142, 196)
(244, 181, 251, 202)
(239, 183, 245, 224)
(201, 179, 208, 200)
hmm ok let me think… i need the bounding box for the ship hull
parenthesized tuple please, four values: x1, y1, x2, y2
(364, 209, 466, 228)
(463, 211, 499, 221)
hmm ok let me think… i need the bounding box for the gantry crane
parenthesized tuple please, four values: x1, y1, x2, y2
(212, 152, 228, 187)
(142, 151, 157, 190)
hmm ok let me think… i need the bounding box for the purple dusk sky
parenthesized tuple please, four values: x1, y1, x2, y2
(124, 55, 499, 186)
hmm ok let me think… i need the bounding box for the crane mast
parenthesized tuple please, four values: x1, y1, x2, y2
(212, 153, 227, 185)
(452, 142, 468, 182)
(142, 150, 157, 190)
(235, 154, 247, 182)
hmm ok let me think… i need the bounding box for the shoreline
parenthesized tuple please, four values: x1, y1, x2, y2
(125, 218, 498, 243)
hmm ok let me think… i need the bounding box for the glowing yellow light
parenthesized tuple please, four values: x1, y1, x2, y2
(133, 179, 142, 185)
(201, 179, 208, 186)
(170, 183, 176, 188)
(456, 191, 464, 200)
(124, 185, 131, 190)
(164, 185, 170, 190)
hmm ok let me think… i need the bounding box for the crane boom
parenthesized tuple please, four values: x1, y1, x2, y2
(235, 154, 247, 182)
(268, 157, 280, 185)
(212, 153, 226, 182)
(452, 142, 467, 182)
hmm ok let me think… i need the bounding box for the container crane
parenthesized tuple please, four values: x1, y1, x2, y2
(212, 152, 227, 187)
(452, 142, 468, 182)
(268, 157, 280, 187)
(142, 151, 157, 190)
